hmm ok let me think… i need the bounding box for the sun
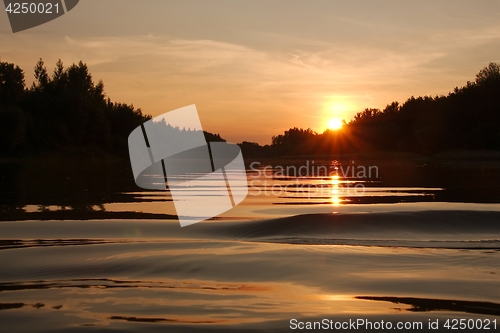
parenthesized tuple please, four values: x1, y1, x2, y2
(327, 118, 343, 130)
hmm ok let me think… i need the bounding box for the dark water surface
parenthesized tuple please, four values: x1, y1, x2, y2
(0, 157, 499, 332)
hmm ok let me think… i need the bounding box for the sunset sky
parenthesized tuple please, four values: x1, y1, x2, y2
(2, 0, 500, 144)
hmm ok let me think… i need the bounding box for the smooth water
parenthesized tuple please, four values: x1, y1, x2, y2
(0, 158, 499, 332)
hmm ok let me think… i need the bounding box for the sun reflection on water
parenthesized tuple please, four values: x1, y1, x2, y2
(331, 175, 341, 206)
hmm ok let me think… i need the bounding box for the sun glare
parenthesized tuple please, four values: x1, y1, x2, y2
(327, 118, 343, 130)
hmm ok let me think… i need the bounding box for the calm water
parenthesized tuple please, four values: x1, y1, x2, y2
(0, 157, 499, 332)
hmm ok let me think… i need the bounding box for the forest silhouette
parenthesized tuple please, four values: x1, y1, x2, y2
(0, 59, 224, 156)
(1, 59, 499, 158)
(266, 63, 500, 157)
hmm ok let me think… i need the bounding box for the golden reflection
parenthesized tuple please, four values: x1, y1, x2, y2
(331, 175, 341, 206)
(320, 294, 355, 301)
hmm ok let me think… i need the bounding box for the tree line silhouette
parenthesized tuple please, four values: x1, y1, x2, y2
(266, 63, 500, 156)
(1, 59, 499, 158)
(0, 59, 224, 156)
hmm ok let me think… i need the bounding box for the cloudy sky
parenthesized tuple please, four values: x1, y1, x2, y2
(2, 0, 500, 144)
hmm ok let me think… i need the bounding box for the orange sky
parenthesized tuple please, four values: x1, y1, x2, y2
(2, 0, 500, 144)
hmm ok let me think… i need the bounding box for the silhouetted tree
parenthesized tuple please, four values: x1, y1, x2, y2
(0, 61, 25, 106)
(33, 58, 49, 90)
(204, 131, 226, 142)
(476, 62, 500, 85)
